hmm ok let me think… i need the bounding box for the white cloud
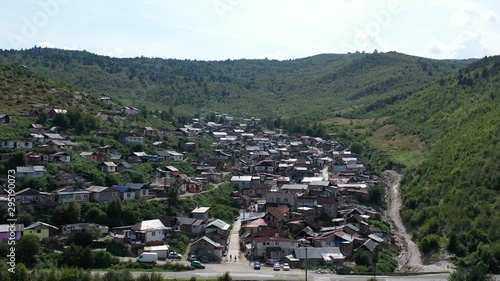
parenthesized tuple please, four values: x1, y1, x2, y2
(96, 47, 125, 58)
(425, 0, 500, 59)
(37, 41, 55, 48)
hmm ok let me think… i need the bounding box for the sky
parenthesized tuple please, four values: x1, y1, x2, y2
(1, 0, 499, 61)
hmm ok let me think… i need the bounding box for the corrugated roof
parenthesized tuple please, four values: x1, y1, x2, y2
(131, 219, 167, 232)
(206, 219, 230, 231)
(294, 247, 341, 259)
(192, 207, 210, 213)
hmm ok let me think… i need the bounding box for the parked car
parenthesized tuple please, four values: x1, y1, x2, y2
(168, 252, 182, 259)
(273, 262, 280, 271)
(191, 261, 206, 269)
(189, 254, 197, 261)
(136, 252, 157, 264)
(283, 263, 290, 271)
(200, 256, 209, 263)
(254, 261, 261, 270)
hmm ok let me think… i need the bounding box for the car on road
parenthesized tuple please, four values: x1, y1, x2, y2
(191, 261, 205, 269)
(273, 262, 280, 271)
(283, 263, 290, 271)
(254, 261, 261, 270)
(168, 252, 182, 259)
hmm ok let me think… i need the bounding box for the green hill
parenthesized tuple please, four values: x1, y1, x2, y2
(0, 48, 466, 120)
(389, 57, 500, 271)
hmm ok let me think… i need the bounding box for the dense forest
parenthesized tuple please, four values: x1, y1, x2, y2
(0, 48, 498, 272)
(0, 47, 468, 121)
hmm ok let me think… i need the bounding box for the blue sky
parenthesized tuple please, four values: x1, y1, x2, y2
(1, 0, 499, 60)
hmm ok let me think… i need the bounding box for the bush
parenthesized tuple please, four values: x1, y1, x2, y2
(161, 262, 193, 271)
(168, 234, 190, 255)
(218, 272, 233, 281)
(110, 261, 155, 270)
(102, 270, 134, 281)
(354, 249, 371, 266)
(106, 241, 129, 257)
(135, 273, 163, 281)
(94, 251, 119, 268)
(419, 234, 440, 254)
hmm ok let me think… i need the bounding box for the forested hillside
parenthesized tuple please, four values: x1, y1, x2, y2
(390, 57, 500, 272)
(0, 48, 465, 121)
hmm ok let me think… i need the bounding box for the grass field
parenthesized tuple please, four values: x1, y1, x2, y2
(371, 124, 426, 169)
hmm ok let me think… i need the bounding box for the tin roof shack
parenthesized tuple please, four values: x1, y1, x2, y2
(290, 247, 344, 267)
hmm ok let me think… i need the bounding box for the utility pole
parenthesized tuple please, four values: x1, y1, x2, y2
(305, 247, 308, 281)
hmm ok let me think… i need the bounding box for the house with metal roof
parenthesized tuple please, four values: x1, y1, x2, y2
(127, 219, 168, 244)
(289, 247, 344, 267)
(190, 235, 224, 261)
(191, 207, 210, 222)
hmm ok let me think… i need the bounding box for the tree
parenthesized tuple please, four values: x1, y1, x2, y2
(36, 111, 48, 125)
(84, 207, 108, 225)
(167, 186, 180, 207)
(52, 113, 70, 130)
(17, 234, 41, 266)
(94, 251, 117, 268)
(6, 151, 26, 170)
(106, 198, 122, 224)
(62, 244, 88, 268)
(66, 199, 81, 224)
(354, 249, 371, 266)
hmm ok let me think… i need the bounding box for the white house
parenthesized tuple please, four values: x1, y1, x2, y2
(16, 166, 46, 178)
(127, 219, 167, 244)
(230, 176, 252, 192)
(2, 140, 33, 149)
(167, 151, 184, 162)
(252, 236, 299, 260)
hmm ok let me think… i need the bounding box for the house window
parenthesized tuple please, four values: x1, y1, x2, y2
(127, 193, 131, 198)
(142, 190, 146, 195)
(37, 230, 41, 233)
(284, 198, 288, 202)
(152, 231, 156, 236)
(275, 242, 278, 246)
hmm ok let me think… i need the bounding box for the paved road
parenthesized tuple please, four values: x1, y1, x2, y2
(93, 269, 473, 281)
(226, 216, 247, 263)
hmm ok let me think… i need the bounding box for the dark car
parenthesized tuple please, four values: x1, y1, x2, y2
(254, 261, 261, 270)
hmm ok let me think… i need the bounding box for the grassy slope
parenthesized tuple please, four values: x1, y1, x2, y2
(0, 64, 105, 139)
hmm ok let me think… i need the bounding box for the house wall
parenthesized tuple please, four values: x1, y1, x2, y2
(192, 212, 209, 222)
(124, 136, 144, 143)
(25, 228, 49, 239)
(190, 241, 222, 258)
(254, 241, 298, 259)
(135, 189, 149, 199)
(145, 230, 165, 242)
(265, 192, 296, 207)
(122, 192, 136, 201)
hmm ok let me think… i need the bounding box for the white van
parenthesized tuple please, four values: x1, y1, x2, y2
(136, 252, 158, 264)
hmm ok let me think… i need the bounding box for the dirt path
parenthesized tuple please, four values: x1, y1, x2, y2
(382, 170, 422, 272)
(382, 170, 452, 273)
